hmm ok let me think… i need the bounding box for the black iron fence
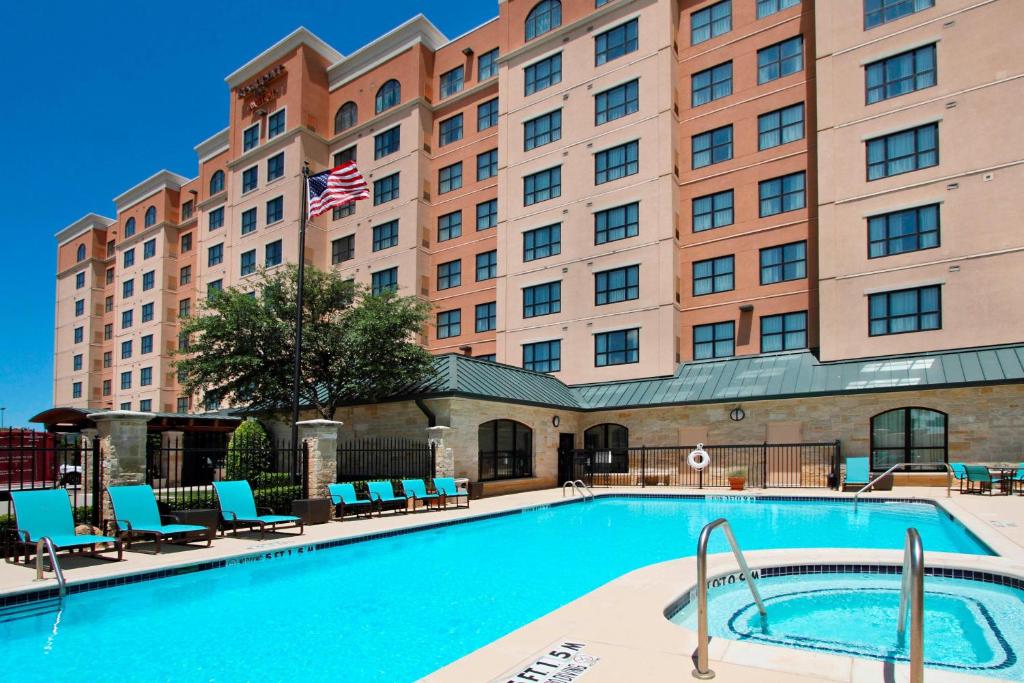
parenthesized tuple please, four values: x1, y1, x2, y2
(479, 451, 533, 482)
(565, 442, 840, 489)
(336, 437, 436, 483)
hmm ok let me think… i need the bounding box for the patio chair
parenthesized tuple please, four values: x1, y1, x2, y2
(842, 457, 871, 492)
(963, 464, 1003, 495)
(107, 485, 211, 553)
(401, 479, 441, 512)
(950, 463, 968, 493)
(327, 483, 374, 520)
(1010, 464, 1024, 494)
(10, 489, 122, 567)
(213, 480, 304, 539)
(433, 477, 470, 509)
(366, 481, 408, 515)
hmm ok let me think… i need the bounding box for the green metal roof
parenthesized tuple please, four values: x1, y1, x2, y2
(410, 354, 582, 408)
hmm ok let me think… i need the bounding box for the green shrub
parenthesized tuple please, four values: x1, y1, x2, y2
(226, 418, 273, 481)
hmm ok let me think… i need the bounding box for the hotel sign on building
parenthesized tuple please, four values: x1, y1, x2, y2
(236, 64, 286, 109)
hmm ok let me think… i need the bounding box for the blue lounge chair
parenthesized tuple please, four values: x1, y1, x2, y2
(401, 479, 440, 512)
(963, 465, 1003, 495)
(213, 480, 304, 539)
(10, 489, 122, 567)
(950, 463, 968, 492)
(433, 477, 469, 509)
(842, 457, 871, 492)
(367, 481, 407, 515)
(1012, 464, 1024, 494)
(107, 485, 211, 553)
(327, 483, 373, 520)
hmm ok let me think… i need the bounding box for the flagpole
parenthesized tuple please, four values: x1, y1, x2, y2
(290, 162, 310, 455)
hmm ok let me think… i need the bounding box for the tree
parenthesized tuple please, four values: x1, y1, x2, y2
(175, 264, 433, 420)
(226, 418, 273, 482)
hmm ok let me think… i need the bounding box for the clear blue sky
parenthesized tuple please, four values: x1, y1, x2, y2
(0, 1, 497, 429)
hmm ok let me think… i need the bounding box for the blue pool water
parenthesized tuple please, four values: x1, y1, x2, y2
(672, 572, 1024, 679)
(1, 496, 990, 682)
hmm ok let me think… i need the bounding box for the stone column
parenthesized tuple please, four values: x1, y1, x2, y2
(87, 411, 155, 523)
(161, 430, 185, 487)
(296, 419, 343, 498)
(427, 426, 454, 478)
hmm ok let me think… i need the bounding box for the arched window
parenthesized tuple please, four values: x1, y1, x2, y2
(124, 217, 136, 238)
(526, 0, 561, 41)
(871, 407, 947, 471)
(584, 423, 629, 473)
(375, 80, 401, 114)
(209, 170, 225, 195)
(144, 206, 157, 227)
(478, 419, 533, 481)
(76, 244, 86, 262)
(334, 101, 357, 133)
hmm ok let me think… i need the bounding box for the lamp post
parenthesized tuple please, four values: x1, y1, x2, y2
(289, 164, 310, 455)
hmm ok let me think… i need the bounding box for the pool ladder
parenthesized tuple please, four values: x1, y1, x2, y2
(561, 479, 594, 501)
(898, 528, 925, 683)
(35, 537, 67, 600)
(852, 462, 954, 511)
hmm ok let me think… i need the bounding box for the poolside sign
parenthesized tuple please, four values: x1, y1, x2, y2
(495, 641, 599, 683)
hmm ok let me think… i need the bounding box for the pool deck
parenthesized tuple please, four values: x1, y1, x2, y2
(3, 486, 1023, 683)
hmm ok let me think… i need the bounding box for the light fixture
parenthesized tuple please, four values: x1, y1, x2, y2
(739, 304, 754, 312)
(462, 47, 474, 56)
(730, 407, 745, 422)
(552, 415, 560, 427)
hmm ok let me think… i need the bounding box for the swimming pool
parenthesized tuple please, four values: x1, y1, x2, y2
(1, 495, 991, 682)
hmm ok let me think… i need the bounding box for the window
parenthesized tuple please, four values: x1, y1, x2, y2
(523, 340, 560, 372)
(176, 397, 189, 414)
(334, 146, 356, 166)
(144, 206, 156, 227)
(595, 19, 638, 66)
(759, 171, 806, 216)
(691, 62, 732, 107)
(693, 321, 734, 359)
(438, 163, 462, 194)
(119, 402, 131, 410)
(123, 279, 134, 298)
(595, 328, 639, 366)
(866, 45, 936, 104)
(140, 367, 152, 386)
(373, 220, 399, 251)
(332, 235, 355, 264)
(525, 54, 562, 96)
(437, 260, 462, 290)
(373, 173, 400, 205)
(374, 126, 400, 159)
(594, 202, 639, 245)
(869, 285, 941, 336)
(332, 203, 355, 220)
(267, 109, 285, 138)
(758, 103, 804, 150)
(869, 204, 940, 258)
(106, 267, 115, 284)
(124, 217, 136, 238)
(75, 271, 85, 289)
(179, 266, 192, 286)
(105, 295, 113, 312)
(866, 123, 938, 181)
(865, 0, 934, 30)
(121, 340, 133, 359)
(760, 311, 807, 352)
(103, 323, 112, 340)
(870, 407, 946, 471)
(693, 190, 734, 232)
(691, 0, 731, 44)
(479, 420, 533, 480)
(692, 125, 732, 169)
(207, 280, 222, 296)
(760, 241, 807, 284)
(595, 141, 638, 184)
(107, 240, 116, 258)
(103, 351, 112, 368)
(437, 212, 462, 243)
(240, 249, 257, 276)
(476, 302, 497, 332)
(142, 270, 155, 291)
(758, 36, 803, 84)
(693, 255, 734, 295)
(73, 326, 83, 343)
(73, 354, 83, 371)
(478, 98, 499, 131)
(439, 114, 464, 146)
(74, 299, 84, 316)
(478, 48, 499, 80)
(208, 243, 223, 267)
(266, 196, 283, 224)
(523, 281, 561, 318)
(440, 66, 464, 99)
(142, 239, 155, 259)
(584, 424, 629, 472)
(243, 123, 260, 152)
(595, 265, 640, 305)
(477, 149, 498, 180)
(209, 207, 224, 231)
(758, 0, 799, 18)
(241, 208, 257, 235)
(477, 199, 498, 230)
(375, 80, 401, 113)
(478, 354, 496, 362)
(209, 170, 225, 195)
(371, 267, 398, 294)
(476, 250, 497, 281)
(179, 298, 191, 318)
(141, 302, 153, 322)
(437, 309, 461, 339)
(526, 0, 561, 41)
(524, 167, 561, 205)
(123, 249, 135, 267)
(121, 310, 133, 329)
(139, 399, 152, 412)
(103, 380, 113, 396)
(268, 152, 285, 181)
(242, 166, 258, 193)
(76, 244, 86, 261)
(524, 224, 561, 261)
(524, 110, 561, 151)
(180, 233, 192, 253)
(72, 382, 82, 399)
(335, 102, 357, 133)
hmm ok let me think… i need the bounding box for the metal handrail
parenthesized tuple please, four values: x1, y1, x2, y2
(852, 461, 953, 510)
(35, 537, 67, 598)
(692, 518, 766, 680)
(897, 528, 925, 683)
(561, 480, 594, 500)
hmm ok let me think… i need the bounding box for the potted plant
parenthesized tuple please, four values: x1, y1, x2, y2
(727, 467, 747, 491)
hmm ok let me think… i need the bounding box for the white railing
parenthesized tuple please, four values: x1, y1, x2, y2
(561, 479, 594, 500)
(897, 528, 925, 683)
(35, 537, 67, 598)
(853, 462, 953, 510)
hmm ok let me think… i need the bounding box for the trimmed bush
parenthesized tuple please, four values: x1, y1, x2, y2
(226, 418, 273, 482)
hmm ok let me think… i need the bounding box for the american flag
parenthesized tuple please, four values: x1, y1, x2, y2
(306, 161, 369, 218)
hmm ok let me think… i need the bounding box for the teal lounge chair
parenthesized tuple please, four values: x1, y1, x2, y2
(327, 483, 373, 520)
(366, 481, 407, 515)
(107, 485, 211, 553)
(213, 480, 304, 539)
(963, 465, 1003, 495)
(433, 477, 469, 509)
(1012, 464, 1024, 494)
(10, 489, 122, 566)
(401, 479, 440, 512)
(842, 457, 871, 492)
(950, 463, 968, 492)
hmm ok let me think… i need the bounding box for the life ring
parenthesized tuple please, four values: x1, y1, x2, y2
(687, 444, 711, 470)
